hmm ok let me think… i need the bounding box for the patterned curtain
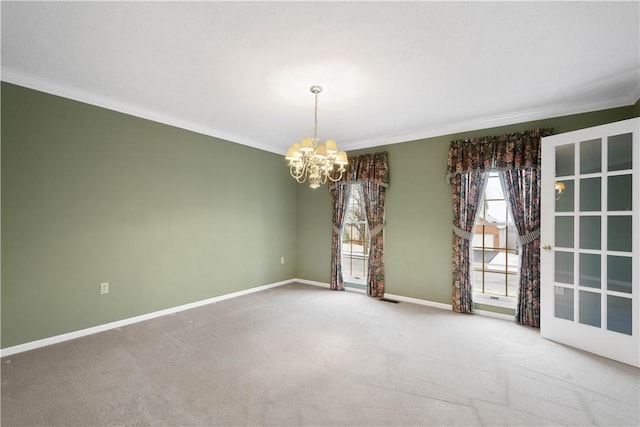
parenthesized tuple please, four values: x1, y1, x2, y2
(446, 129, 551, 179)
(503, 168, 542, 327)
(330, 152, 389, 296)
(340, 152, 390, 186)
(330, 185, 348, 291)
(361, 180, 386, 297)
(451, 171, 486, 313)
(446, 129, 552, 318)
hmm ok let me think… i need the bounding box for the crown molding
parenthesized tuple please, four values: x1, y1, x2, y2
(1, 68, 283, 155)
(4, 67, 638, 156)
(340, 90, 640, 152)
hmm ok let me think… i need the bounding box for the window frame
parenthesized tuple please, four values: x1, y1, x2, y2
(341, 183, 370, 286)
(472, 172, 518, 308)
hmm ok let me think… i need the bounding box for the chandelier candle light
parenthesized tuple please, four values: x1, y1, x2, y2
(285, 85, 348, 189)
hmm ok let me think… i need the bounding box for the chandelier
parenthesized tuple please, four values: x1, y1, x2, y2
(285, 85, 348, 189)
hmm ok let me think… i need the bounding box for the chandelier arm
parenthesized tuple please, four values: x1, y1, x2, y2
(290, 161, 307, 181)
(289, 165, 301, 179)
(294, 165, 308, 184)
(327, 169, 345, 182)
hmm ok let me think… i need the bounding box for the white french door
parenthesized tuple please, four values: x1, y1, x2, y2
(540, 118, 639, 367)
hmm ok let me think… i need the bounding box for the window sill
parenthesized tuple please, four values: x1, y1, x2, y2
(473, 293, 517, 309)
(344, 281, 367, 292)
(344, 275, 366, 286)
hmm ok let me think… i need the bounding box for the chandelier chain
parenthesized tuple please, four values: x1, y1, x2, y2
(313, 91, 319, 141)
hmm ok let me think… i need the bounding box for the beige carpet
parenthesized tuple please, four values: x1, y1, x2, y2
(1, 283, 639, 426)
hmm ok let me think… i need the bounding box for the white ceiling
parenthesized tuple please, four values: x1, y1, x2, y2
(2, 1, 639, 154)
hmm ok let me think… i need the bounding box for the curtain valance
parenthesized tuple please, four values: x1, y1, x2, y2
(445, 129, 552, 183)
(331, 151, 389, 188)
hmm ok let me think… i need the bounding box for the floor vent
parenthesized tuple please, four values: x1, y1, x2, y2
(379, 298, 399, 303)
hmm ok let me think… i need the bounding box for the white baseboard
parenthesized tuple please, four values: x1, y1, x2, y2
(293, 278, 330, 288)
(384, 292, 515, 321)
(1, 279, 514, 357)
(384, 293, 452, 311)
(292, 281, 453, 310)
(1, 279, 295, 358)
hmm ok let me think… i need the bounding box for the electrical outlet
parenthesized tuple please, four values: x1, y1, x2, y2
(281, 257, 285, 264)
(100, 282, 109, 295)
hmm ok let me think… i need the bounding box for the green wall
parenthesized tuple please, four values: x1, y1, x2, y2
(295, 103, 638, 308)
(2, 81, 638, 349)
(1, 83, 297, 348)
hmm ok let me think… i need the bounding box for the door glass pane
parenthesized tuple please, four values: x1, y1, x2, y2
(580, 177, 601, 211)
(579, 253, 600, 288)
(555, 217, 574, 248)
(579, 216, 601, 250)
(608, 133, 633, 171)
(607, 295, 632, 335)
(555, 180, 574, 212)
(608, 174, 632, 211)
(555, 286, 574, 321)
(556, 144, 575, 176)
(579, 291, 601, 327)
(607, 216, 632, 252)
(555, 252, 574, 284)
(580, 138, 601, 174)
(607, 255, 632, 293)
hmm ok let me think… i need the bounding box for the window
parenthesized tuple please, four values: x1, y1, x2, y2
(341, 184, 370, 286)
(472, 172, 519, 300)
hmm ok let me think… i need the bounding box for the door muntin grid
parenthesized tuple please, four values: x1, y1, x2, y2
(554, 133, 633, 335)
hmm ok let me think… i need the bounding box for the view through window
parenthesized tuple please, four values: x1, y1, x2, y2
(472, 172, 519, 298)
(341, 184, 369, 286)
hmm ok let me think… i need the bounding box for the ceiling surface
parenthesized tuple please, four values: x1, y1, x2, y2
(2, 1, 639, 154)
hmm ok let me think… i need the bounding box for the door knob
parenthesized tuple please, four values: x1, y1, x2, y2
(543, 244, 552, 251)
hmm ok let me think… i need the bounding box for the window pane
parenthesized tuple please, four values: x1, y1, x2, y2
(608, 133, 632, 171)
(555, 286, 574, 321)
(472, 269, 484, 293)
(555, 252, 574, 285)
(608, 174, 632, 211)
(579, 216, 601, 250)
(507, 273, 519, 298)
(607, 295, 632, 335)
(485, 200, 508, 223)
(607, 255, 632, 293)
(580, 138, 601, 174)
(579, 253, 600, 288)
(555, 180, 574, 212)
(580, 177, 601, 212)
(607, 216, 632, 252)
(484, 176, 503, 200)
(579, 291, 601, 328)
(555, 217, 574, 248)
(556, 144, 575, 176)
(482, 271, 507, 296)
